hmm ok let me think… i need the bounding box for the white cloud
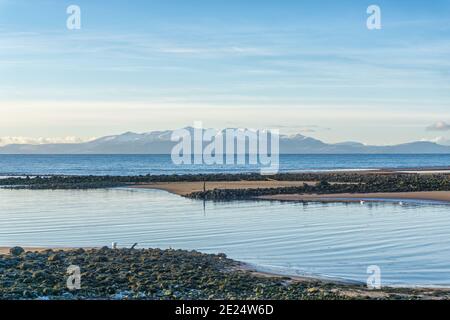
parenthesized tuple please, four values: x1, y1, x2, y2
(0, 136, 94, 147)
(426, 121, 450, 131)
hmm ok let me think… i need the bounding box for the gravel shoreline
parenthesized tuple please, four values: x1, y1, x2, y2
(1, 247, 450, 300)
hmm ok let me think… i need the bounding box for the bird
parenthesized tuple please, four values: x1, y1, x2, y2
(360, 200, 365, 205)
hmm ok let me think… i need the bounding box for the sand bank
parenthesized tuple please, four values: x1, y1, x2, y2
(259, 191, 450, 203)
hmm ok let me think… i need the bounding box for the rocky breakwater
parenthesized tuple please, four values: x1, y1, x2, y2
(186, 182, 361, 201)
(2, 247, 449, 300)
(0, 246, 344, 300)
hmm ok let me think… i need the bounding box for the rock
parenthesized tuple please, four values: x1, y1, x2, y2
(25, 252, 38, 259)
(9, 247, 25, 256)
(22, 290, 32, 298)
(32, 270, 49, 280)
(42, 287, 56, 296)
(307, 287, 318, 294)
(48, 254, 61, 262)
(217, 253, 227, 259)
(163, 289, 173, 296)
(18, 262, 33, 270)
(94, 255, 109, 262)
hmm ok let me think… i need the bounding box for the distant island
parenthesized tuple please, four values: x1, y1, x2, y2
(1, 127, 450, 154)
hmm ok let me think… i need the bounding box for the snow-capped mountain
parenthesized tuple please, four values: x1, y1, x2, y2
(1, 128, 450, 154)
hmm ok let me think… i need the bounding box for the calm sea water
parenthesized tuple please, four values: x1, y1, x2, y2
(1, 188, 450, 287)
(0, 154, 449, 176)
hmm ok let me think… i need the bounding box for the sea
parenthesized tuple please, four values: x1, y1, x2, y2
(0, 154, 449, 176)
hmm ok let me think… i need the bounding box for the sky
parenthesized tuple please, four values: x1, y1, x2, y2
(0, 0, 450, 145)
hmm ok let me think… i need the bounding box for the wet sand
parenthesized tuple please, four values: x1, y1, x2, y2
(259, 191, 450, 203)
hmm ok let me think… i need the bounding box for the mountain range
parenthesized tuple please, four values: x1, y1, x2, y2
(1, 128, 450, 154)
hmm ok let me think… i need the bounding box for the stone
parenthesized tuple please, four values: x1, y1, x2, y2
(48, 254, 61, 262)
(94, 255, 109, 262)
(18, 262, 33, 270)
(32, 270, 48, 280)
(9, 247, 25, 256)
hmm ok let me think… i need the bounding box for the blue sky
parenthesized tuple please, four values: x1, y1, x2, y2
(0, 0, 450, 145)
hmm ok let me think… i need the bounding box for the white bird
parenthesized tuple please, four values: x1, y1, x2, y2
(360, 200, 365, 205)
(399, 201, 404, 206)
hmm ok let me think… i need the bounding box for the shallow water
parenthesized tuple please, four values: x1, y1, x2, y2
(1, 188, 450, 287)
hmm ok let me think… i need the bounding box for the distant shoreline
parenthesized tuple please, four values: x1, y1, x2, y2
(2, 166, 450, 179)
